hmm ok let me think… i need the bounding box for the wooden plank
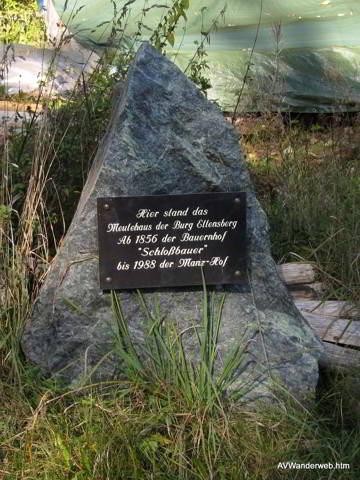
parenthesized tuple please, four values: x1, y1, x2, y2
(277, 263, 316, 285)
(288, 282, 324, 300)
(295, 300, 359, 318)
(302, 312, 360, 348)
(0, 101, 43, 113)
(320, 341, 360, 370)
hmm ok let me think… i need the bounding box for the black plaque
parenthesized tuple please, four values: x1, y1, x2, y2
(97, 192, 246, 290)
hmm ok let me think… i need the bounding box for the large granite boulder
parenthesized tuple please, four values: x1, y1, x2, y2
(22, 43, 323, 402)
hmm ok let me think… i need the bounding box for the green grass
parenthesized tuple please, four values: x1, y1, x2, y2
(0, 0, 48, 47)
(1, 369, 359, 479)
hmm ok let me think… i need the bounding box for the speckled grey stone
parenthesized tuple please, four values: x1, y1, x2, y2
(22, 43, 323, 401)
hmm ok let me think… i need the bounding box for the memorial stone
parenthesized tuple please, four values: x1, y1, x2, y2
(22, 43, 323, 402)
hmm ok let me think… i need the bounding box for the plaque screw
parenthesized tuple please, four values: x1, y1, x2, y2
(234, 197, 241, 204)
(234, 270, 241, 277)
(105, 276, 112, 283)
(104, 203, 110, 210)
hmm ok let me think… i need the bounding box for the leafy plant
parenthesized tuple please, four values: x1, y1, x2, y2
(183, 5, 226, 96)
(150, 0, 190, 53)
(0, 0, 48, 47)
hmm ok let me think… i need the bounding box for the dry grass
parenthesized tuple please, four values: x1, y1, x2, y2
(237, 112, 360, 303)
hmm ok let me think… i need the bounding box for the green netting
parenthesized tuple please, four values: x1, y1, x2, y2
(53, 0, 360, 111)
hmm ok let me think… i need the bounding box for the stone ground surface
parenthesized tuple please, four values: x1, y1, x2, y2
(22, 42, 323, 404)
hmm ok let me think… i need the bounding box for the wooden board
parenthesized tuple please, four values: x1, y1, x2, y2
(295, 300, 359, 318)
(320, 342, 360, 370)
(301, 312, 360, 348)
(277, 263, 316, 285)
(0, 101, 43, 112)
(288, 282, 324, 299)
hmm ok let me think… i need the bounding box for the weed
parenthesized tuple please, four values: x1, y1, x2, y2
(110, 280, 249, 410)
(150, 0, 190, 53)
(1, 368, 359, 479)
(183, 5, 227, 96)
(243, 112, 360, 303)
(0, 0, 48, 47)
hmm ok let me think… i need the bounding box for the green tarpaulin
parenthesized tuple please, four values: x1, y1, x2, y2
(53, 0, 360, 111)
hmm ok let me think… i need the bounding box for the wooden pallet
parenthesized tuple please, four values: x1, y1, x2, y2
(278, 263, 360, 370)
